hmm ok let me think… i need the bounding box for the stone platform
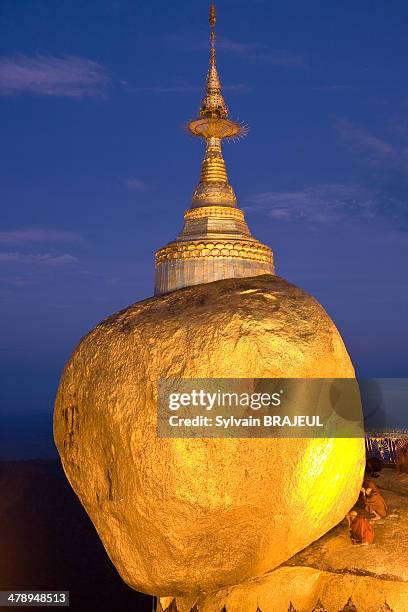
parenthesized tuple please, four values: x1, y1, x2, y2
(161, 468, 408, 611)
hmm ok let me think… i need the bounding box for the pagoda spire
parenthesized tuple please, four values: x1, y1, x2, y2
(188, 3, 245, 209)
(154, 3, 274, 295)
(200, 3, 228, 120)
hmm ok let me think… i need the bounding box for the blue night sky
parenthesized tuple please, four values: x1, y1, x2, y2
(1, 1, 408, 458)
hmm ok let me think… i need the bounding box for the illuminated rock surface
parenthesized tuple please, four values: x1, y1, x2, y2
(284, 468, 408, 581)
(54, 274, 365, 596)
(165, 469, 408, 611)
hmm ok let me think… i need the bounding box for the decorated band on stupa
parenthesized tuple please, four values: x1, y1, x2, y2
(155, 4, 273, 295)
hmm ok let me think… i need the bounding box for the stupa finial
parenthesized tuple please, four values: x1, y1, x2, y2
(199, 3, 228, 120)
(209, 3, 216, 52)
(188, 3, 244, 138)
(186, 3, 246, 210)
(209, 3, 216, 28)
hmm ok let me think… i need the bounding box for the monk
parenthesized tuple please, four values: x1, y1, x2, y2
(347, 511, 375, 544)
(362, 479, 387, 520)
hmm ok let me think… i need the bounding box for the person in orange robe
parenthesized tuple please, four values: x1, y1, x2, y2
(362, 479, 387, 520)
(348, 511, 375, 544)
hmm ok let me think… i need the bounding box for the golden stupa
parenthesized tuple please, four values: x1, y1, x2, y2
(54, 5, 365, 610)
(154, 4, 273, 294)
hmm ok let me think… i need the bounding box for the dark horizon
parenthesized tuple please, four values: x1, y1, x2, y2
(0, 458, 153, 611)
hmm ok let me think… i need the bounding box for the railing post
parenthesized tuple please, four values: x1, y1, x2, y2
(340, 597, 357, 611)
(378, 602, 393, 612)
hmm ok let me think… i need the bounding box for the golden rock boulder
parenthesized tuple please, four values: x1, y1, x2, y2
(53, 274, 365, 596)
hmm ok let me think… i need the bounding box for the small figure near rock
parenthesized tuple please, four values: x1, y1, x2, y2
(361, 479, 387, 520)
(347, 510, 375, 544)
(366, 456, 382, 477)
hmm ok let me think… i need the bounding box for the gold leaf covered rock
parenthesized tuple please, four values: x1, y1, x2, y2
(54, 275, 365, 596)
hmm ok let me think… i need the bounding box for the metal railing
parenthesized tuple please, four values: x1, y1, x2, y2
(160, 597, 394, 611)
(365, 431, 408, 464)
(287, 597, 393, 611)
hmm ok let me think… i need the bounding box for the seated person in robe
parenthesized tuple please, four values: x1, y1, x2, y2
(361, 479, 387, 520)
(347, 510, 375, 544)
